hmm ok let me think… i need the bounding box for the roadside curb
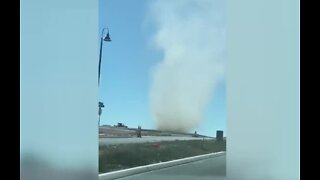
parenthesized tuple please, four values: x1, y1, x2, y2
(99, 151, 226, 180)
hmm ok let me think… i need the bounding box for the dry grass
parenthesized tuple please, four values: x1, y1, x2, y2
(99, 139, 226, 173)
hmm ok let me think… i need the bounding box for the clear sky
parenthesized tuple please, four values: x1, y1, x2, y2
(99, 0, 226, 137)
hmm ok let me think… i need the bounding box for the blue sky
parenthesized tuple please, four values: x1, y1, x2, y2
(99, 0, 225, 137)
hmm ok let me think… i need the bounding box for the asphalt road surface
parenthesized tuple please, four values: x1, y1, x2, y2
(117, 154, 226, 180)
(99, 136, 214, 145)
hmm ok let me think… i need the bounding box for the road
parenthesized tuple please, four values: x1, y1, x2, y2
(117, 154, 226, 180)
(99, 136, 214, 145)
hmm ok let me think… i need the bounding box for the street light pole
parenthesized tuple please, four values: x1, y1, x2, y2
(98, 27, 111, 126)
(98, 27, 111, 86)
(98, 34, 104, 86)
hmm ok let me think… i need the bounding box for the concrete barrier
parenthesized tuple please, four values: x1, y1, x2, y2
(99, 151, 226, 180)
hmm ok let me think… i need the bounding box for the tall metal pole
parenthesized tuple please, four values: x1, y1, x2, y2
(98, 28, 105, 86)
(98, 28, 108, 86)
(98, 107, 102, 126)
(98, 28, 110, 126)
(98, 113, 101, 126)
(98, 36, 103, 86)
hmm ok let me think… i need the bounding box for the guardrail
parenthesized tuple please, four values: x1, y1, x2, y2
(99, 151, 226, 180)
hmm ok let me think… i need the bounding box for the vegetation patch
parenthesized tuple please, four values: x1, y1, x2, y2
(99, 139, 226, 173)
